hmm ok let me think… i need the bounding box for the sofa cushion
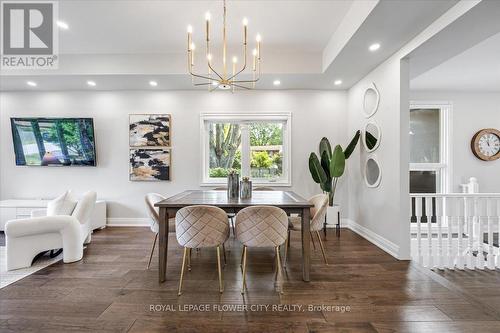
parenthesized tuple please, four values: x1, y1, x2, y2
(47, 191, 77, 216)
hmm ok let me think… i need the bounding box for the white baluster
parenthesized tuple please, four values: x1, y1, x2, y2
(456, 197, 465, 269)
(436, 196, 444, 269)
(465, 197, 475, 269)
(446, 196, 454, 269)
(425, 197, 433, 268)
(475, 197, 484, 269)
(415, 197, 423, 265)
(486, 198, 495, 269)
(496, 199, 500, 269)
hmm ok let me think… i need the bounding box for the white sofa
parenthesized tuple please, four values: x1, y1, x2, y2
(4, 191, 97, 271)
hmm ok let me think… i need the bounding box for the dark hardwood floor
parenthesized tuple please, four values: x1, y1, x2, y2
(1, 227, 500, 332)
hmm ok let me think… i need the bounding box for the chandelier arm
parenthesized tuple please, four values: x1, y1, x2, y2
(232, 78, 260, 84)
(227, 43, 247, 81)
(232, 83, 252, 90)
(207, 61, 224, 81)
(209, 83, 221, 92)
(194, 82, 212, 86)
(189, 69, 218, 82)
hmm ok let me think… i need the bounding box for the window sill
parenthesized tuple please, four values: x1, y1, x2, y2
(200, 181, 291, 187)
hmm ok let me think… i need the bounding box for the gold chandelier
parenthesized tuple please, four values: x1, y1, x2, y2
(187, 0, 261, 91)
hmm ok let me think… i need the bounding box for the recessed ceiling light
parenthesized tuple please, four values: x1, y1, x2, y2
(273, 80, 281, 86)
(87, 80, 96, 87)
(334, 80, 342, 86)
(56, 20, 69, 30)
(27, 81, 37, 87)
(369, 43, 380, 52)
(149, 81, 158, 87)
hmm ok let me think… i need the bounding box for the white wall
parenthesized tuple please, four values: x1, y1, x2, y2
(410, 91, 500, 193)
(0, 90, 350, 222)
(346, 58, 410, 259)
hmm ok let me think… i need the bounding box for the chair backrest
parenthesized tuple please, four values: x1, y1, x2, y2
(175, 205, 229, 248)
(71, 191, 97, 224)
(309, 194, 329, 231)
(253, 186, 275, 191)
(145, 193, 166, 233)
(235, 206, 288, 247)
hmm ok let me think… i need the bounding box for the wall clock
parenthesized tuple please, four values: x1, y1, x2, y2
(471, 128, 500, 161)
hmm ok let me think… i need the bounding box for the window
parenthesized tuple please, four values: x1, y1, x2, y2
(201, 113, 291, 185)
(409, 104, 451, 193)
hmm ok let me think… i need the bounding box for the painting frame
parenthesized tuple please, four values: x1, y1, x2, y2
(129, 114, 171, 147)
(129, 147, 171, 182)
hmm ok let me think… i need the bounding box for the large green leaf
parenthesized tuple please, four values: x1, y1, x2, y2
(320, 150, 331, 180)
(319, 137, 332, 160)
(365, 131, 378, 150)
(330, 145, 346, 178)
(344, 130, 360, 159)
(320, 180, 332, 193)
(309, 152, 327, 184)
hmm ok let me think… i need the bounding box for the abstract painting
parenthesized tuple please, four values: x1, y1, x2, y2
(129, 148, 170, 181)
(129, 114, 170, 147)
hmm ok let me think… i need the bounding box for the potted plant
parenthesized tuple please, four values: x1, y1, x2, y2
(308, 132, 360, 224)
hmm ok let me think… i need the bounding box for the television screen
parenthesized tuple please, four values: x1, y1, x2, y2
(10, 118, 96, 166)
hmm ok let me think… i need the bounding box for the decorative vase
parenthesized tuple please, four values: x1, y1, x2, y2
(240, 177, 252, 199)
(227, 172, 239, 199)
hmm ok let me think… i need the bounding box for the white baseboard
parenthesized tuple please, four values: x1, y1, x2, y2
(345, 219, 400, 259)
(107, 218, 150, 227)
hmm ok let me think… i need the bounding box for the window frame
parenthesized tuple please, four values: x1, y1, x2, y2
(409, 102, 452, 194)
(200, 112, 292, 186)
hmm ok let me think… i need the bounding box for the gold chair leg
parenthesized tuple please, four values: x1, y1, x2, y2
(187, 248, 192, 271)
(241, 246, 247, 294)
(222, 243, 227, 266)
(147, 233, 158, 269)
(178, 247, 188, 296)
(316, 231, 328, 265)
(284, 236, 289, 268)
(216, 245, 224, 293)
(275, 246, 284, 294)
(310, 231, 317, 251)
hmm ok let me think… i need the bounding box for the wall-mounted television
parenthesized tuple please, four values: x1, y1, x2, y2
(10, 118, 97, 166)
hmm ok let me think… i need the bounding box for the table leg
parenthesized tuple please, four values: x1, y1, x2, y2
(301, 207, 311, 282)
(159, 208, 169, 283)
(336, 210, 341, 238)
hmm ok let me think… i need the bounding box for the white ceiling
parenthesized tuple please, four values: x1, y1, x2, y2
(57, 0, 353, 54)
(0, 0, 463, 91)
(411, 32, 500, 92)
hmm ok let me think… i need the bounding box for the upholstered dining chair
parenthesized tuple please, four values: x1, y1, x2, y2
(235, 206, 288, 294)
(176, 205, 230, 295)
(286, 194, 329, 266)
(144, 193, 175, 269)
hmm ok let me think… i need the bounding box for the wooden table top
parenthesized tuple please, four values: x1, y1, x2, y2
(155, 190, 313, 208)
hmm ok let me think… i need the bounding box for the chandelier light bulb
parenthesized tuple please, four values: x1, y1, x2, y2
(205, 12, 211, 21)
(232, 56, 238, 63)
(252, 49, 257, 56)
(242, 18, 248, 26)
(256, 34, 262, 42)
(207, 54, 212, 61)
(190, 43, 196, 50)
(187, 25, 193, 33)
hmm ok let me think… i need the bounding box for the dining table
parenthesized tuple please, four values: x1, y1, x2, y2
(154, 190, 314, 283)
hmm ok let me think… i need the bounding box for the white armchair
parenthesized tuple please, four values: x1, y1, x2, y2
(5, 191, 97, 271)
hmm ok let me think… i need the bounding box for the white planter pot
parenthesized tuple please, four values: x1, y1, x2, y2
(326, 204, 340, 226)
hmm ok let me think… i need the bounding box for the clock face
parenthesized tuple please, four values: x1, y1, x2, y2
(478, 133, 500, 157)
(471, 129, 500, 161)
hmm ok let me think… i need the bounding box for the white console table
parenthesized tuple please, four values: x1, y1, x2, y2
(0, 199, 106, 231)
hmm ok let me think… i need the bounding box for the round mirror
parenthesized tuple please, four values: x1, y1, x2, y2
(365, 157, 381, 188)
(363, 83, 380, 118)
(363, 122, 381, 152)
